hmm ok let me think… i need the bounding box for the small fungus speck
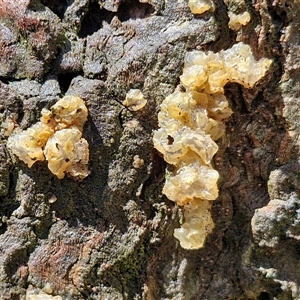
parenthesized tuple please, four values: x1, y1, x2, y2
(188, 0, 215, 14)
(132, 155, 144, 168)
(48, 194, 57, 204)
(26, 285, 63, 300)
(228, 11, 251, 31)
(123, 89, 147, 111)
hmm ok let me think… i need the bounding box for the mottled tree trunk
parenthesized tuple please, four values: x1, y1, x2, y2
(0, 0, 299, 299)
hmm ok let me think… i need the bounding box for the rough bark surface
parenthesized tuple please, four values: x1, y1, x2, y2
(0, 0, 298, 299)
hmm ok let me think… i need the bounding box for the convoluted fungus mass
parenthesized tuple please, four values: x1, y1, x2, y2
(153, 42, 272, 249)
(7, 95, 90, 180)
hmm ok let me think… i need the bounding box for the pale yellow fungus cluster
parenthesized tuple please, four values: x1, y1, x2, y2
(123, 89, 147, 111)
(26, 286, 63, 300)
(7, 95, 90, 180)
(228, 11, 251, 30)
(153, 42, 272, 249)
(188, 0, 215, 14)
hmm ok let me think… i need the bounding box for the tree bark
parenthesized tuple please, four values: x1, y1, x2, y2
(0, 0, 298, 299)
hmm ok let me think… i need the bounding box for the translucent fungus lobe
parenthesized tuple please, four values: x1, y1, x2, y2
(8, 95, 90, 180)
(153, 43, 272, 249)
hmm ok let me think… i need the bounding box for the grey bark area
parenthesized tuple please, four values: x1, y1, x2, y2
(0, 0, 298, 299)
